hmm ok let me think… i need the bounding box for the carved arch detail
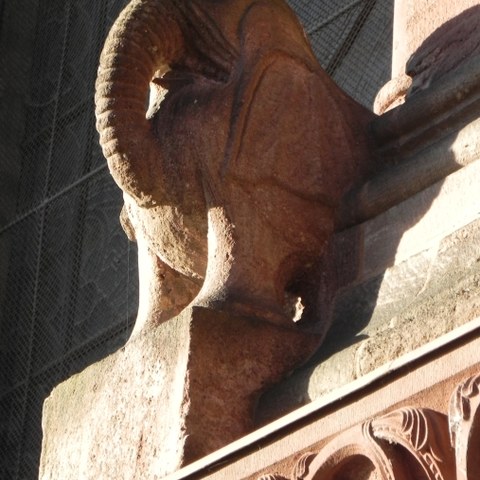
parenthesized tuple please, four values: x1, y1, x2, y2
(371, 407, 455, 479)
(259, 373, 480, 480)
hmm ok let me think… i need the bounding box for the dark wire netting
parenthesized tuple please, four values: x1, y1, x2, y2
(0, 0, 393, 478)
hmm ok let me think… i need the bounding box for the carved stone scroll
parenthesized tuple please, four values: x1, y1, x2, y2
(372, 408, 455, 480)
(259, 407, 457, 480)
(291, 452, 317, 479)
(303, 422, 402, 480)
(449, 373, 480, 480)
(258, 475, 287, 480)
(258, 372, 480, 480)
(257, 452, 316, 480)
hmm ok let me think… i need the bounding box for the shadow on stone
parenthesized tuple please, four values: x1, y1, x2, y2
(256, 10, 480, 422)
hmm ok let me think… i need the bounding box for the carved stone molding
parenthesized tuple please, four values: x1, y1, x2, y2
(302, 421, 402, 480)
(449, 373, 480, 479)
(260, 374, 480, 480)
(292, 453, 316, 480)
(371, 408, 455, 480)
(258, 452, 316, 480)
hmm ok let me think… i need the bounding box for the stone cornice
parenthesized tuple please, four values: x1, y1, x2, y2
(340, 54, 480, 230)
(165, 318, 480, 479)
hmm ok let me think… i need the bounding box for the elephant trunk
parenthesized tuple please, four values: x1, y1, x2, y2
(95, 0, 184, 207)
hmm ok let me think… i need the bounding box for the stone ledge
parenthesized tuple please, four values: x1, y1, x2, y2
(165, 318, 480, 479)
(341, 54, 480, 229)
(258, 158, 480, 421)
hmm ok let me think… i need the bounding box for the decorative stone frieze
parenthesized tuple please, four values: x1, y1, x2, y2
(259, 374, 480, 480)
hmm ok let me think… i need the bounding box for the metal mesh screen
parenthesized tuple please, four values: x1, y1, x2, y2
(0, 0, 393, 478)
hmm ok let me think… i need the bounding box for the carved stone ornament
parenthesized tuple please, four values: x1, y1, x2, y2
(258, 475, 288, 480)
(257, 452, 315, 480)
(260, 374, 480, 479)
(449, 373, 480, 480)
(95, 0, 375, 335)
(41, 0, 376, 471)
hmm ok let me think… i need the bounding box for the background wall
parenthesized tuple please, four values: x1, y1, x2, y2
(0, 0, 393, 478)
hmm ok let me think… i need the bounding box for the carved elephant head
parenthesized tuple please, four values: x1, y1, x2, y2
(95, 0, 374, 331)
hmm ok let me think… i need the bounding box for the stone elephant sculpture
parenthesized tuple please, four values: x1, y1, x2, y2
(95, 0, 375, 336)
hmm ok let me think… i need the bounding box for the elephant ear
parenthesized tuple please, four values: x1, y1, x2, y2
(226, 52, 368, 205)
